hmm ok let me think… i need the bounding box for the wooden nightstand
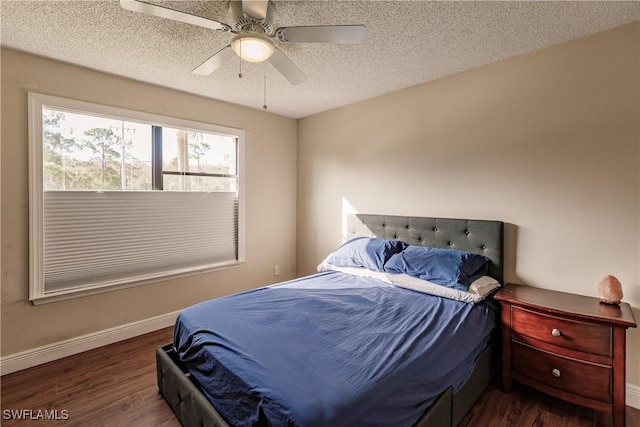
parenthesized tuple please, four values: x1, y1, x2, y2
(495, 283, 637, 427)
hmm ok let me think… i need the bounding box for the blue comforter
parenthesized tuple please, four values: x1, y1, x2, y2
(174, 271, 497, 426)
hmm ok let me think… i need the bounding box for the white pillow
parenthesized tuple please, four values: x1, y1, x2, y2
(318, 261, 500, 303)
(389, 273, 500, 303)
(468, 275, 502, 298)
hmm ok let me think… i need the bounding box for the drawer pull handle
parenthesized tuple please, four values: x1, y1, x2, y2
(551, 328, 561, 337)
(551, 368, 561, 378)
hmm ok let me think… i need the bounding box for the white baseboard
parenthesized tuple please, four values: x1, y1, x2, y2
(1, 313, 639, 411)
(0, 310, 179, 376)
(628, 383, 640, 410)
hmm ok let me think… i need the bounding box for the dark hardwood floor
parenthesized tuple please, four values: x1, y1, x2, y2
(458, 376, 640, 427)
(1, 327, 178, 427)
(1, 327, 638, 426)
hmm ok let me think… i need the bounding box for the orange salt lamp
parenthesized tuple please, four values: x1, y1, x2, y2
(598, 275, 623, 305)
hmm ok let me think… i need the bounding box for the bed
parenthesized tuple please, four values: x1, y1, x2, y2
(157, 214, 504, 427)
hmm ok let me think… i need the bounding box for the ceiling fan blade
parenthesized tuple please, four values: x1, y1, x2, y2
(192, 46, 235, 75)
(242, 0, 269, 20)
(268, 49, 307, 85)
(276, 25, 366, 44)
(120, 0, 230, 32)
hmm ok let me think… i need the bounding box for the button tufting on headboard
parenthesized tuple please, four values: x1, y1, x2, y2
(348, 214, 504, 283)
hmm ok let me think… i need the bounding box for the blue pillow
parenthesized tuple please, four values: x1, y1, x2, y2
(326, 237, 407, 272)
(384, 245, 489, 291)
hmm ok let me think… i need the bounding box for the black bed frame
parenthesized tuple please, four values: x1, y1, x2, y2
(157, 214, 504, 427)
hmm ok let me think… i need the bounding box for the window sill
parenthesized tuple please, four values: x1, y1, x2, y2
(30, 261, 244, 305)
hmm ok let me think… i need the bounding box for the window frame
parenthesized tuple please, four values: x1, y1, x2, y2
(152, 125, 239, 191)
(28, 92, 245, 304)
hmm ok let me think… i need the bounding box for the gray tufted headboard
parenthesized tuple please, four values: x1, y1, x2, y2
(347, 214, 504, 284)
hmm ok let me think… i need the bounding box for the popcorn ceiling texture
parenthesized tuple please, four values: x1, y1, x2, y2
(2, 1, 639, 118)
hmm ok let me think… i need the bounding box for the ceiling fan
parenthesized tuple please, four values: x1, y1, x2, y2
(120, 0, 366, 85)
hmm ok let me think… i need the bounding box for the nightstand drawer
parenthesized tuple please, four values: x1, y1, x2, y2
(512, 341, 611, 403)
(512, 307, 611, 356)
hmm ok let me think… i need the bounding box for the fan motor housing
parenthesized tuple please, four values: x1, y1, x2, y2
(230, 0, 275, 35)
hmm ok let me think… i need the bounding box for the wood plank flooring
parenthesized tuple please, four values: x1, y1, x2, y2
(1, 327, 638, 426)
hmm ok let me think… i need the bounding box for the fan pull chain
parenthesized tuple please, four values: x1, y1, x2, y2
(263, 63, 268, 110)
(238, 42, 243, 78)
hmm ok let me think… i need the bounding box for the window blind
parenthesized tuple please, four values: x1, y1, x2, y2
(43, 190, 238, 292)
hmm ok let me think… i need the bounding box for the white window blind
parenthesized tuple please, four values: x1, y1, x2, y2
(29, 92, 245, 304)
(43, 191, 238, 292)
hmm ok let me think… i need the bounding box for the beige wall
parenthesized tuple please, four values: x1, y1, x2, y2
(298, 23, 640, 387)
(0, 48, 298, 355)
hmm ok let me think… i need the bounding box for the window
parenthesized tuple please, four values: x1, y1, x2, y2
(29, 93, 244, 304)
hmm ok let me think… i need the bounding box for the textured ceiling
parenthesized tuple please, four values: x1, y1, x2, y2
(2, 1, 640, 119)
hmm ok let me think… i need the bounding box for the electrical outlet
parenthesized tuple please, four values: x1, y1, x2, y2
(290, 264, 296, 273)
(274, 265, 280, 276)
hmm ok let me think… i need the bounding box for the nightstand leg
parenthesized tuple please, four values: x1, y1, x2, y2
(500, 305, 512, 393)
(612, 327, 626, 427)
(502, 372, 512, 393)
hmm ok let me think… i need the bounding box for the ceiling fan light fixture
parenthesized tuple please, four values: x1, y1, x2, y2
(231, 33, 275, 63)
